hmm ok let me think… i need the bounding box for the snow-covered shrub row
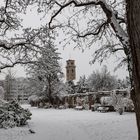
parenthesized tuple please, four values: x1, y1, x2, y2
(0, 100, 32, 128)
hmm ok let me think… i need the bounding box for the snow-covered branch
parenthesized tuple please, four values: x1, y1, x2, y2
(49, 0, 128, 48)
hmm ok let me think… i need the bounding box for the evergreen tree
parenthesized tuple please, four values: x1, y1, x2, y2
(65, 80, 75, 94)
(76, 75, 88, 93)
(26, 41, 63, 104)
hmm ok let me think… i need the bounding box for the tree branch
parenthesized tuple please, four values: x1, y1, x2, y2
(78, 21, 108, 38)
(0, 61, 36, 72)
(112, 48, 124, 52)
(49, 0, 102, 29)
(4, 0, 10, 13)
(49, 0, 128, 54)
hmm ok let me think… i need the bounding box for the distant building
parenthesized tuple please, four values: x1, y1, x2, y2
(66, 60, 76, 81)
(4, 77, 31, 102)
(0, 80, 4, 88)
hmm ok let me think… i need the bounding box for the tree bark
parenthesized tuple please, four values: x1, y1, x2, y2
(126, 0, 140, 139)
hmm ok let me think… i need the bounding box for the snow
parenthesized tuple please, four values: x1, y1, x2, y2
(0, 105, 137, 140)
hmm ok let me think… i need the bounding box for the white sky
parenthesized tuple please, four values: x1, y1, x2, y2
(58, 47, 128, 82)
(0, 3, 129, 81)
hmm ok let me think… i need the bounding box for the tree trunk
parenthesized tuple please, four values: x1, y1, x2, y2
(47, 76, 53, 105)
(126, 0, 140, 139)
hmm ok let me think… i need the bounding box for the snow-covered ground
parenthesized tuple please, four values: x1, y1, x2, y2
(0, 105, 137, 140)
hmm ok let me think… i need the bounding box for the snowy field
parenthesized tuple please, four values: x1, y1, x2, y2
(0, 105, 137, 140)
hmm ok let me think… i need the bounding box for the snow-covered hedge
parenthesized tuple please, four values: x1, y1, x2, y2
(0, 100, 32, 128)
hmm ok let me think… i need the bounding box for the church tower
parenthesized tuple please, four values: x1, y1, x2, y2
(66, 60, 76, 81)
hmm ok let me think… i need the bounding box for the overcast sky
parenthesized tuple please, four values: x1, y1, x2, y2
(0, 3, 129, 81)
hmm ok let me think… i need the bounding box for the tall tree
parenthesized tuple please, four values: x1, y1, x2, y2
(87, 65, 117, 91)
(126, 1, 140, 139)
(26, 40, 63, 104)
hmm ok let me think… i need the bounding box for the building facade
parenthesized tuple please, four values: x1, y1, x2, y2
(66, 60, 76, 81)
(4, 77, 31, 102)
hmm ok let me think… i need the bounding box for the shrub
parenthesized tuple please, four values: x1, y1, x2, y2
(123, 98, 134, 112)
(28, 95, 39, 106)
(92, 103, 101, 111)
(0, 100, 32, 128)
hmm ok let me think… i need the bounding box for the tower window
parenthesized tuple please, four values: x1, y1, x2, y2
(72, 69, 74, 73)
(67, 70, 69, 73)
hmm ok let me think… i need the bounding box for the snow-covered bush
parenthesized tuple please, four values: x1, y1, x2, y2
(76, 97, 83, 106)
(123, 98, 134, 112)
(111, 90, 124, 114)
(83, 96, 89, 110)
(28, 95, 39, 106)
(83, 104, 89, 110)
(0, 100, 32, 128)
(100, 96, 113, 106)
(64, 102, 69, 108)
(92, 103, 101, 111)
